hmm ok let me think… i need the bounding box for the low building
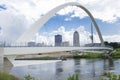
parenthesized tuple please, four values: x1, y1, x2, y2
(27, 42, 36, 47)
(61, 41, 69, 47)
(36, 43, 43, 47)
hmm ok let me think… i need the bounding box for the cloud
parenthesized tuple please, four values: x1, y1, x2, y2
(35, 26, 93, 46)
(85, 0, 120, 23)
(61, 0, 120, 23)
(103, 34, 120, 42)
(0, 10, 29, 42)
(0, 0, 120, 43)
(1, 0, 120, 22)
(35, 26, 120, 46)
(64, 17, 72, 21)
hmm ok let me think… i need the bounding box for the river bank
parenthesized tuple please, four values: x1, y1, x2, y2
(110, 48, 120, 58)
(15, 48, 120, 60)
(73, 48, 120, 59)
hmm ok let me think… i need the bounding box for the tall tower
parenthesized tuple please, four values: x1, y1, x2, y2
(73, 31, 80, 47)
(90, 23, 94, 44)
(55, 34, 62, 46)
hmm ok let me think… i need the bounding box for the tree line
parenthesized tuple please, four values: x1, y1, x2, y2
(104, 41, 120, 48)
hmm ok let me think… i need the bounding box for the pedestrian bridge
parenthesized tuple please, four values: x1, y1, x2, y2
(0, 46, 113, 72)
(0, 2, 114, 71)
(1, 46, 113, 56)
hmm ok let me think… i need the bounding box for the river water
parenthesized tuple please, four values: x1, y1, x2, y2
(9, 59, 120, 80)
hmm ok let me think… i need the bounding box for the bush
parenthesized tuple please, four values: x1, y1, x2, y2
(24, 74, 36, 80)
(67, 73, 79, 80)
(101, 72, 120, 80)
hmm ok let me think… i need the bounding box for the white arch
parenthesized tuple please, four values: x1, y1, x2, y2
(16, 2, 104, 46)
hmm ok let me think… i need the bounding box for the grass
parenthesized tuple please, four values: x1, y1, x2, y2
(2, 72, 120, 80)
(72, 48, 120, 59)
(67, 73, 79, 80)
(24, 73, 79, 80)
(0, 72, 19, 80)
(111, 48, 120, 58)
(16, 52, 107, 60)
(16, 56, 58, 60)
(0, 72, 79, 80)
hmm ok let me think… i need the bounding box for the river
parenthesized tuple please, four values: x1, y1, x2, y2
(9, 59, 120, 80)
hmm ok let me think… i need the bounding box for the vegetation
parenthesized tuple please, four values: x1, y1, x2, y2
(0, 72, 19, 80)
(16, 56, 58, 60)
(71, 42, 120, 59)
(16, 48, 120, 59)
(24, 73, 79, 80)
(72, 48, 120, 59)
(0, 72, 79, 80)
(24, 74, 36, 80)
(101, 72, 120, 80)
(104, 41, 120, 49)
(67, 73, 79, 80)
(111, 48, 120, 58)
(2, 72, 120, 80)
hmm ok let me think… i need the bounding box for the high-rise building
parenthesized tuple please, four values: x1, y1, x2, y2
(73, 31, 80, 47)
(55, 34, 62, 46)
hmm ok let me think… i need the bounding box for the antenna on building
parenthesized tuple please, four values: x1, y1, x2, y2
(0, 26, 1, 30)
(0, 26, 1, 29)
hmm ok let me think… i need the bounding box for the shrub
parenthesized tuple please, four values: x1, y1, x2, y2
(101, 72, 120, 80)
(67, 73, 79, 80)
(24, 74, 36, 80)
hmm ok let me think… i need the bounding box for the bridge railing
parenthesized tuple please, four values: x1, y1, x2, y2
(0, 42, 113, 50)
(104, 45, 113, 49)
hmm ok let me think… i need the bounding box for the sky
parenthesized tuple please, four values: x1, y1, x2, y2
(0, 0, 120, 46)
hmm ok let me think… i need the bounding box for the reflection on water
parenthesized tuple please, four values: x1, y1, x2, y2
(7, 59, 120, 80)
(0, 64, 3, 72)
(74, 59, 80, 73)
(56, 61, 63, 79)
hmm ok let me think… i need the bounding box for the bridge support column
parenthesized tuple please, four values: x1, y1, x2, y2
(0, 48, 4, 72)
(3, 57, 13, 72)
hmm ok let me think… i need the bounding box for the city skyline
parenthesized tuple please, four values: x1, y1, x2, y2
(0, 0, 120, 46)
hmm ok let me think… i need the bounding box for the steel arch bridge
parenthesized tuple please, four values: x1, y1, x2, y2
(16, 2, 104, 46)
(0, 2, 113, 69)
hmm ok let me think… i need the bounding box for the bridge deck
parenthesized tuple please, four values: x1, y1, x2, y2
(0, 47, 113, 56)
